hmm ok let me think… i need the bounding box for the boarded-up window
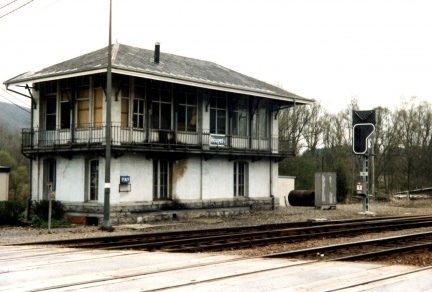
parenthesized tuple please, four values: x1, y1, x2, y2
(94, 88, 103, 127)
(77, 88, 89, 128)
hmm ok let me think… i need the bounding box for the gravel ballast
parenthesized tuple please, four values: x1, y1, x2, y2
(1, 200, 432, 267)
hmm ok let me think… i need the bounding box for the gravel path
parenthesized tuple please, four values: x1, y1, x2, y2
(1, 200, 432, 267)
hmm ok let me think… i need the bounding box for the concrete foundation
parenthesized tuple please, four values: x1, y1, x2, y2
(63, 197, 277, 225)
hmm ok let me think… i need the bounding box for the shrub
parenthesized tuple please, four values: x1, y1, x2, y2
(0, 201, 25, 225)
(32, 200, 65, 221)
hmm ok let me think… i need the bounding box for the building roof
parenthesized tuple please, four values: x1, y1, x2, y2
(4, 43, 313, 104)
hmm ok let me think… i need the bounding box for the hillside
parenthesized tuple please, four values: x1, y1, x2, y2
(0, 101, 30, 133)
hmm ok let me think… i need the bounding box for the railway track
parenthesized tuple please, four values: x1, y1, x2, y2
(5, 216, 432, 291)
(19, 215, 432, 256)
(265, 231, 432, 262)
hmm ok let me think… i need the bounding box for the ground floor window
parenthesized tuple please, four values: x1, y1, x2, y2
(153, 160, 170, 200)
(89, 160, 99, 201)
(234, 162, 248, 197)
(43, 159, 56, 200)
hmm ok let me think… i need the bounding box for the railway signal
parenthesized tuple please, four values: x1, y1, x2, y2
(352, 110, 376, 155)
(353, 123, 375, 154)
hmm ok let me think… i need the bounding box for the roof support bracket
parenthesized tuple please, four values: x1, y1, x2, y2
(251, 155, 262, 162)
(204, 153, 214, 161)
(229, 154, 240, 161)
(7, 84, 36, 109)
(252, 98, 261, 116)
(205, 98, 211, 112)
(273, 156, 285, 163)
(273, 104, 282, 120)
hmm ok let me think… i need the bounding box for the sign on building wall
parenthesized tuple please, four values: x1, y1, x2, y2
(209, 134, 226, 147)
(119, 175, 131, 192)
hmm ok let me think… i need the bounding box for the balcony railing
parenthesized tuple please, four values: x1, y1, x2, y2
(22, 124, 295, 156)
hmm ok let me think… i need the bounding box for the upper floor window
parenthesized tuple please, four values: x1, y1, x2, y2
(77, 77, 90, 128)
(252, 100, 268, 138)
(45, 95, 57, 131)
(133, 79, 146, 128)
(60, 88, 71, 129)
(232, 98, 248, 136)
(210, 93, 226, 134)
(151, 82, 172, 130)
(93, 88, 103, 127)
(43, 81, 57, 131)
(178, 91, 197, 132)
(121, 82, 130, 127)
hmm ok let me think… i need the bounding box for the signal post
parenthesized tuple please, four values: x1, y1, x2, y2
(352, 110, 376, 212)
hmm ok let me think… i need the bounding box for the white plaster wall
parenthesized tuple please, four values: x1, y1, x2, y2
(202, 157, 232, 199)
(55, 157, 86, 202)
(277, 176, 296, 207)
(110, 153, 153, 203)
(172, 157, 201, 200)
(31, 151, 277, 204)
(248, 160, 271, 197)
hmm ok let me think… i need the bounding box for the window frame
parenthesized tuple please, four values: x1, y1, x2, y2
(151, 83, 172, 130)
(133, 80, 146, 128)
(234, 161, 248, 197)
(210, 92, 227, 134)
(177, 90, 197, 132)
(232, 97, 248, 136)
(76, 77, 90, 128)
(43, 158, 56, 200)
(252, 100, 269, 138)
(153, 159, 170, 200)
(60, 88, 71, 129)
(89, 159, 99, 201)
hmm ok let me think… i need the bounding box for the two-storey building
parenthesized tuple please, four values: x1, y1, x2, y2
(4, 43, 313, 224)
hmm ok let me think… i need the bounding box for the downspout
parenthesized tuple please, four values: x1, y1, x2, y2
(270, 159, 274, 210)
(270, 113, 274, 210)
(6, 84, 36, 220)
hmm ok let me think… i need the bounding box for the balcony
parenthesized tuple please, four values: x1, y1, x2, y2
(21, 124, 295, 159)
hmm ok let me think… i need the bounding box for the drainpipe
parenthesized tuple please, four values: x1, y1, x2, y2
(270, 110, 275, 210)
(270, 157, 275, 210)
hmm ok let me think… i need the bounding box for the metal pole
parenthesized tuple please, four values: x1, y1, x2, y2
(27, 86, 35, 221)
(101, 0, 114, 231)
(362, 154, 369, 212)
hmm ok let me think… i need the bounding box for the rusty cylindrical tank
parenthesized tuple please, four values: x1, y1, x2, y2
(288, 190, 315, 206)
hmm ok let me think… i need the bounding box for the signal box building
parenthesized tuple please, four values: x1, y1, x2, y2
(4, 43, 312, 224)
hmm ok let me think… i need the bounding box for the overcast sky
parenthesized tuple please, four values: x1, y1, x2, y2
(1, 0, 432, 113)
